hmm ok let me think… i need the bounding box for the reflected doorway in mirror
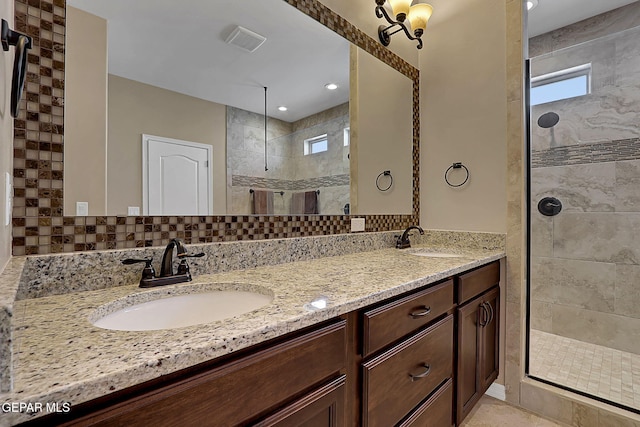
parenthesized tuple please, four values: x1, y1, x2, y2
(142, 134, 213, 216)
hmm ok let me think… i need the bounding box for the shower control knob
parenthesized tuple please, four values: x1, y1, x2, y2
(538, 197, 562, 216)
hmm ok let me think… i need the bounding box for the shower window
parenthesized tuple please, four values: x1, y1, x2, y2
(530, 63, 591, 105)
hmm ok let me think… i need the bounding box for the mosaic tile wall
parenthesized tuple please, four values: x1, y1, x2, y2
(531, 138, 640, 168)
(11, 0, 420, 255)
(232, 174, 350, 190)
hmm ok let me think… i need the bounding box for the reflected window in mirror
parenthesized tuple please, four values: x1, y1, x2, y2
(304, 135, 329, 155)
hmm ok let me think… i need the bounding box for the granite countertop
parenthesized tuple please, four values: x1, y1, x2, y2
(1, 244, 504, 425)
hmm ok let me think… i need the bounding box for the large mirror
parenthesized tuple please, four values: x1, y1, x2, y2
(63, 0, 413, 217)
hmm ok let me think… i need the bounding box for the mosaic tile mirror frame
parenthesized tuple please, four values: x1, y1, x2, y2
(11, 0, 420, 255)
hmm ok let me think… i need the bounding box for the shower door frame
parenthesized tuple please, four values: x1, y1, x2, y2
(523, 55, 640, 415)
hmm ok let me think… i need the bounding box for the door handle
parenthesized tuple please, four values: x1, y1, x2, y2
(478, 302, 488, 327)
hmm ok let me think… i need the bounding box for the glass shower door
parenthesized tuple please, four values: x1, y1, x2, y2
(527, 24, 640, 412)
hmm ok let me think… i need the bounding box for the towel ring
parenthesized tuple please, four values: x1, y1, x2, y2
(376, 170, 393, 191)
(444, 163, 469, 187)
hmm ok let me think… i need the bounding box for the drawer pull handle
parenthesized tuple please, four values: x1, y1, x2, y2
(409, 306, 432, 318)
(409, 364, 431, 381)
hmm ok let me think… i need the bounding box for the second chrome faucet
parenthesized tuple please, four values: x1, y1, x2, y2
(122, 238, 205, 288)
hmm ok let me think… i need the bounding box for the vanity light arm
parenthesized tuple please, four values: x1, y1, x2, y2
(374, 4, 423, 49)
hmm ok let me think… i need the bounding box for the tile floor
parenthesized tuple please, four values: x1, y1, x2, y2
(461, 395, 566, 426)
(529, 329, 640, 410)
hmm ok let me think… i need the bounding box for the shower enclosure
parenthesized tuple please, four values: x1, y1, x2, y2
(527, 19, 640, 412)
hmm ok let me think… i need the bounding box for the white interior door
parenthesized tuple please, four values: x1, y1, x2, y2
(142, 134, 212, 215)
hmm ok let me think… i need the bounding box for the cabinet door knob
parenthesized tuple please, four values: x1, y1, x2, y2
(409, 306, 431, 318)
(409, 364, 431, 381)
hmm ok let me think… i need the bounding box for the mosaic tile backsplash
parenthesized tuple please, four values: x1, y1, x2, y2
(12, 0, 420, 255)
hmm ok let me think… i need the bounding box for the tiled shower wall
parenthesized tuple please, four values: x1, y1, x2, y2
(11, 0, 420, 255)
(227, 103, 349, 215)
(529, 10, 640, 354)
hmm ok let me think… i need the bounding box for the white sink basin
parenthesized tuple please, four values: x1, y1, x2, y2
(91, 286, 273, 331)
(404, 249, 464, 258)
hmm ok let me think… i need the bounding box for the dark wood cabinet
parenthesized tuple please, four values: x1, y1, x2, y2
(362, 315, 454, 427)
(455, 262, 500, 425)
(397, 379, 454, 427)
(255, 376, 346, 427)
(54, 321, 347, 427)
(20, 260, 503, 427)
(362, 279, 454, 357)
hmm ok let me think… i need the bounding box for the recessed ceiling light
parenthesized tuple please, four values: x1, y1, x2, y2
(325, 83, 339, 90)
(527, 0, 538, 11)
(278, 106, 287, 111)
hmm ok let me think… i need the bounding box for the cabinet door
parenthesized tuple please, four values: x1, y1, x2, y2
(254, 376, 345, 427)
(456, 296, 482, 423)
(62, 321, 346, 427)
(479, 287, 499, 393)
(456, 286, 500, 425)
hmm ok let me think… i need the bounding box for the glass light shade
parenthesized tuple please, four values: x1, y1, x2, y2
(408, 3, 433, 33)
(388, 0, 411, 21)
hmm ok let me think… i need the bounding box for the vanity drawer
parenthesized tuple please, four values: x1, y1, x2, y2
(397, 378, 453, 427)
(362, 315, 454, 427)
(457, 261, 500, 304)
(362, 279, 454, 357)
(68, 320, 346, 427)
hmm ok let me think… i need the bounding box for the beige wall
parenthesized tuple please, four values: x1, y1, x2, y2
(420, 0, 507, 233)
(64, 6, 107, 216)
(318, 0, 419, 68)
(107, 75, 227, 215)
(351, 47, 413, 215)
(0, 1, 14, 271)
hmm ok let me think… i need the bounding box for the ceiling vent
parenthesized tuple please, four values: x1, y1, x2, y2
(225, 26, 267, 53)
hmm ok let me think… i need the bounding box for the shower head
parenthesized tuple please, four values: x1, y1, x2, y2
(537, 112, 560, 129)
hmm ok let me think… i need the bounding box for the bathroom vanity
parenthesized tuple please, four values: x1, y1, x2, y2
(0, 233, 504, 426)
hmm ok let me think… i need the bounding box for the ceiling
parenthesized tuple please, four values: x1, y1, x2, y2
(527, 0, 639, 37)
(67, 0, 350, 122)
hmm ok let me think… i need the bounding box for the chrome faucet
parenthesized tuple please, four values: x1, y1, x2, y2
(122, 238, 205, 288)
(396, 225, 424, 249)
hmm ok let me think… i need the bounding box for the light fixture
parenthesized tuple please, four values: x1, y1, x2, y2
(375, 0, 433, 49)
(278, 106, 287, 111)
(527, 0, 538, 11)
(325, 83, 338, 90)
